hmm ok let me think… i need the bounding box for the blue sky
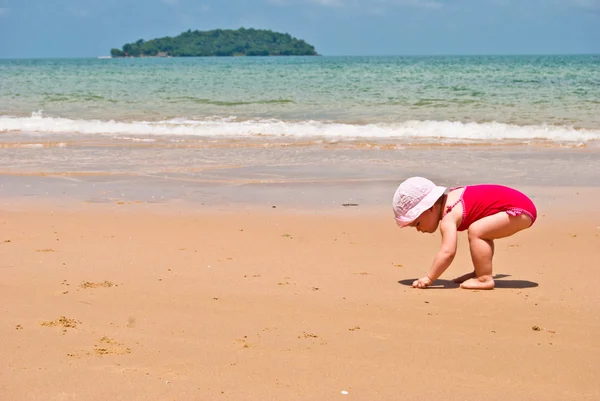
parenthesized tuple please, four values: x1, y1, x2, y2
(0, 0, 598, 58)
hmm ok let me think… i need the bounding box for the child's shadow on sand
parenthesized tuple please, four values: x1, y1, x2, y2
(398, 274, 538, 289)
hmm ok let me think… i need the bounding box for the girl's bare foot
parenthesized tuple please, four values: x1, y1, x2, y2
(453, 271, 476, 283)
(460, 276, 495, 290)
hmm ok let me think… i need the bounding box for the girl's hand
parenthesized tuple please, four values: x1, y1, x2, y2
(412, 276, 433, 289)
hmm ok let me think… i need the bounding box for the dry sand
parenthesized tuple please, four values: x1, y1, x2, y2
(1, 200, 599, 400)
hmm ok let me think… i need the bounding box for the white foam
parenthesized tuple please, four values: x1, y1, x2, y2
(1, 112, 599, 143)
(19, 143, 45, 149)
(114, 136, 157, 142)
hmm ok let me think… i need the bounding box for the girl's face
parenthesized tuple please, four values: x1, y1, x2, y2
(409, 206, 440, 233)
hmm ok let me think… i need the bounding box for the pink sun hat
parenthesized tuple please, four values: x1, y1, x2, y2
(392, 177, 447, 227)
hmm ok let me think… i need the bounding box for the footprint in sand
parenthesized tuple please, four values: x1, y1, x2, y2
(68, 337, 132, 358)
(40, 316, 81, 334)
(80, 281, 117, 289)
(93, 336, 132, 356)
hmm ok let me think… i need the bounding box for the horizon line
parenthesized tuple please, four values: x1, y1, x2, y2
(1, 52, 599, 60)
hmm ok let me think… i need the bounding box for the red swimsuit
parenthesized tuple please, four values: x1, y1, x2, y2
(446, 185, 537, 232)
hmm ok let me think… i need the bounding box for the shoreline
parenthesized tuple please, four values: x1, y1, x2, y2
(2, 142, 599, 213)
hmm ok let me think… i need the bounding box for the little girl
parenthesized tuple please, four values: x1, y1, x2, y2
(393, 177, 537, 290)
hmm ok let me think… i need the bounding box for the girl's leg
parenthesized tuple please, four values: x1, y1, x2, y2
(453, 239, 494, 283)
(461, 212, 533, 290)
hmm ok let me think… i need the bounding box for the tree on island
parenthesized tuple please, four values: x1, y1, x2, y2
(110, 28, 318, 57)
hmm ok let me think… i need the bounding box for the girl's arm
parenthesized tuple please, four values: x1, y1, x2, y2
(412, 220, 458, 288)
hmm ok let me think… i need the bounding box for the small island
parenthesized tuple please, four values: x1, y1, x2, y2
(110, 28, 318, 58)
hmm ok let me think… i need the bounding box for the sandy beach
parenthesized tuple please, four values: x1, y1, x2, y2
(1, 191, 599, 401)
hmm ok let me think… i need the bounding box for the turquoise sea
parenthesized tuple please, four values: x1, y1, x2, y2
(1, 55, 600, 206)
(2, 55, 600, 143)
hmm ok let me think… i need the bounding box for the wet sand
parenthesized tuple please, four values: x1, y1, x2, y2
(2, 139, 600, 216)
(1, 194, 599, 400)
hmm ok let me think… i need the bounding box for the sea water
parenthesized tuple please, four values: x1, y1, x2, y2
(1, 55, 599, 207)
(2, 55, 599, 139)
